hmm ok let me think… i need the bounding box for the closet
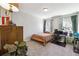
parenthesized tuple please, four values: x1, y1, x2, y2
(0, 25, 23, 55)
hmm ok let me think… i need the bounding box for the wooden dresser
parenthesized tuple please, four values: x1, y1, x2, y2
(0, 25, 23, 55)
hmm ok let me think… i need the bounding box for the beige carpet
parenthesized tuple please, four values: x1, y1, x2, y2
(27, 40, 79, 56)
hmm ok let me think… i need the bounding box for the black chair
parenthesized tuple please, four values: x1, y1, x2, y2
(52, 29, 67, 47)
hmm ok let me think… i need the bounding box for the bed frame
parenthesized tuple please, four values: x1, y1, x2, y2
(31, 33, 53, 46)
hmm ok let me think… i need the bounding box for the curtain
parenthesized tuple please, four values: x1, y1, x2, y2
(45, 20, 51, 32)
(62, 16, 72, 33)
(43, 20, 46, 32)
(43, 20, 52, 32)
(71, 15, 78, 33)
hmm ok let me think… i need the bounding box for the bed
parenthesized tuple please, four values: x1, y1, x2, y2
(31, 33, 53, 46)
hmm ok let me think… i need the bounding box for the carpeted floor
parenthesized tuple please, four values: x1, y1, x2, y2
(27, 40, 79, 56)
(3, 40, 79, 56)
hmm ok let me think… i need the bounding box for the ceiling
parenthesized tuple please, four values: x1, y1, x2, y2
(19, 3, 79, 19)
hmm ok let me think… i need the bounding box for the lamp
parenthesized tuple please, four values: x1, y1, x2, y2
(9, 3, 19, 12)
(0, 3, 19, 12)
(43, 8, 48, 12)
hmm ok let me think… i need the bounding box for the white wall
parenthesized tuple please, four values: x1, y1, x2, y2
(12, 11, 43, 41)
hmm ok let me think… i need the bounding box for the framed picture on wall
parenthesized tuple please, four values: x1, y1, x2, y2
(2, 16, 10, 25)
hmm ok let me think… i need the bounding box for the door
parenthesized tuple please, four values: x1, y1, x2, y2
(9, 26, 17, 44)
(16, 26, 23, 42)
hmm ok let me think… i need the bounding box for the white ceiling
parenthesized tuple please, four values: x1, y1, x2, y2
(19, 3, 79, 19)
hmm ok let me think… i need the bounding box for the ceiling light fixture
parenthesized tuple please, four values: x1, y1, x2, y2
(43, 8, 48, 12)
(0, 3, 19, 12)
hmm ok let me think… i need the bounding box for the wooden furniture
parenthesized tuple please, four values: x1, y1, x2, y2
(0, 25, 23, 55)
(31, 33, 53, 46)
